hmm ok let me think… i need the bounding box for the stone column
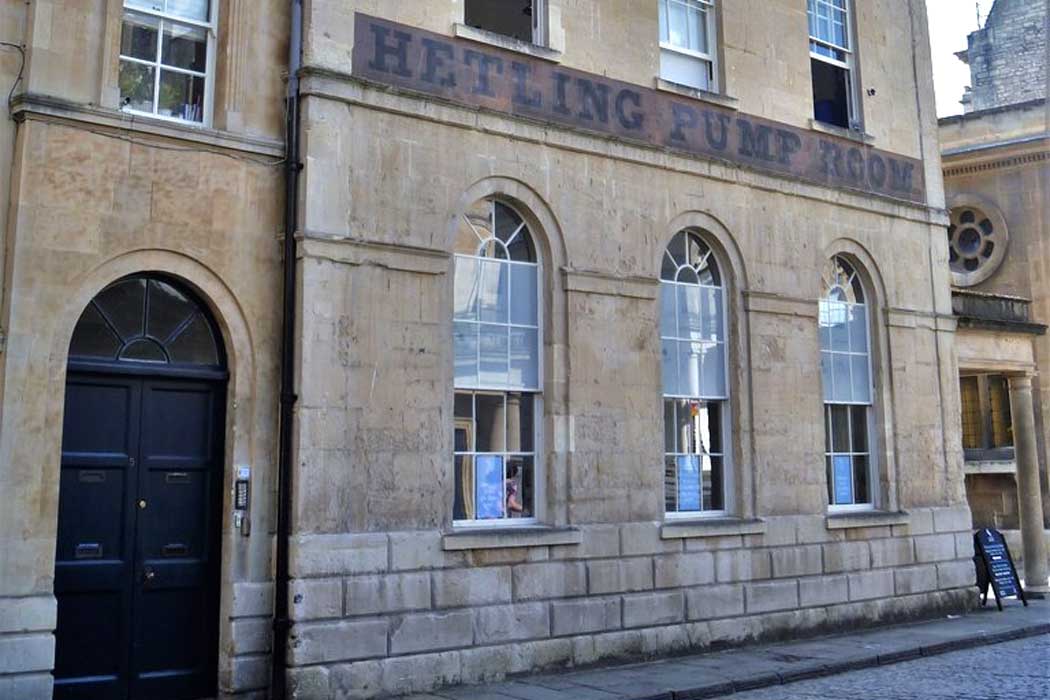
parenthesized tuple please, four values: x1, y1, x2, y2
(1008, 375, 1050, 595)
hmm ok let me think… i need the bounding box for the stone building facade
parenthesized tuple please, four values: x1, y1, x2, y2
(957, 0, 1047, 113)
(940, 0, 1050, 578)
(0, 1, 979, 700)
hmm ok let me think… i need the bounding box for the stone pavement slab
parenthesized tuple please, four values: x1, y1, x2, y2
(401, 599, 1050, 700)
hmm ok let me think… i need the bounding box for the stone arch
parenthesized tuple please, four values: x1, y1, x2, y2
(659, 210, 749, 293)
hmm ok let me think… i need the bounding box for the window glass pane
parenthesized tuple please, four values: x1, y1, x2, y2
(120, 338, 167, 363)
(70, 304, 122, 359)
(126, 0, 164, 14)
(678, 341, 702, 397)
(850, 405, 868, 453)
(509, 327, 539, 390)
(852, 455, 869, 503)
(702, 287, 724, 341)
(454, 393, 474, 451)
(119, 60, 156, 113)
(662, 339, 679, 395)
(688, 5, 707, 53)
(510, 266, 537, 326)
(478, 260, 509, 324)
(703, 454, 724, 511)
(161, 22, 207, 73)
(121, 11, 159, 60)
(454, 257, 480, 321)
(505, 393, 534, 453)
(667, 0, 688, 46)
(675, 455, 702, 512)
(475, 394, 505, 452)
(832, 353, 851, 403)
(812, 58, 851, 128)
(676, 284, 703, 340)
(147, 279, 196, 343)
(659, 0, 669, 43)
(850, 355, 870, 403)
(663, 400, 676, 453)
(660, 49, 712, 91)
(453, 454, 474, 520)
(166, 314, 218, 365)
(454, 322, 479, 387)
(821, 351, 834, 402)
(831, 455, 853, 504)
(660, 283, 677, 337)
(701, 342, 726, 398)
(96, 278, 147, 341)
(828, 302, 850, 352)
(164, 0, 210, 22)
(824, 405, 832, 453)
(664, 456, 678, 512)
(988, 376, 1013, 448)
(478, 324, 509, 387)
(705, 402, 722, 454)
(959, 377, 981, 450)
(830, 404, 849, 454)
(506, 456, 533, 518)
(674, 399, 699, 454)
(825, 455, 834, 504)
(157, 69, 205, 122)
(848, 305, 868, 353)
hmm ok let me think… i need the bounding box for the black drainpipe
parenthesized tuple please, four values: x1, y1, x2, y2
(272, 1, 303, 698)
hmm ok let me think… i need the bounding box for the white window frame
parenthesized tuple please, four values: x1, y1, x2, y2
(807, 0, 859, 128)
(660, 234, 731, 519)
(118, 0, 218, 127)
(452, 200, 544, 528)
(820, 257, 877, 513)
(658, 0, 719, 93)
(463, 0, 549, 47)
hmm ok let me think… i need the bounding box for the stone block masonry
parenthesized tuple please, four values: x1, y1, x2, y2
(285, 508, 976, 698)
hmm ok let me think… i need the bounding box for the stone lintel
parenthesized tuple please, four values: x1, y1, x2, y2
(826, 510, 910, 530)
(661, 518, 767, 540)
(442, 527, 582, 551)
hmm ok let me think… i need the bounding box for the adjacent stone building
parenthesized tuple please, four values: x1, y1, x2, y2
(0, 1, 979, 699)
(939, 0, 1050, 581)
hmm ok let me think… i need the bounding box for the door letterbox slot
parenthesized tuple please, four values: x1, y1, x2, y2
(166, 472, 191, 484)
(162, 543, 190, 558)
(75, 543, 103, 559)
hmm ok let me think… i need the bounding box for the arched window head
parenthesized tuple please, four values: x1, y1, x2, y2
(662, 230, 721, 286)
(456, 198, 536, 263)
(69, 276, 222, 367)
(822, 256, 864, 305)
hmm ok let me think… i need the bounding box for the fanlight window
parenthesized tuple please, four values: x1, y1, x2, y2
(660, 230, 728, 516)
(69, 276, 221, 367)
(453, 198, 540, 526)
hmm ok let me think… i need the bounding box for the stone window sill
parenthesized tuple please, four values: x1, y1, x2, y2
(453, 24, 563, 63)
(808, 118, 875, 144)
(442, 526, 581, 551)
(826, 510, 909, 530)
(654, 79, 739, 110)
(660, 517, 766, 539)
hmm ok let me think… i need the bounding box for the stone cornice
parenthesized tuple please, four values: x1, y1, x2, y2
(943, 148, 1050, 179)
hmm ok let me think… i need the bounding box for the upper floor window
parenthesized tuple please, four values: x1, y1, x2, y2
(453, 198, 541, 526)
(465, 0, 546, 45)
(119, 0, 216, 124)
(819, 256, 875, 509)
(808, 0, 857, 130)
(660, 231, 728, 516)
(659, 0, 718, 92)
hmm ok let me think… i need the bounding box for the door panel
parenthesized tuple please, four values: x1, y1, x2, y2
(55, 374, 223, 700)
(132, 381, 222, 700)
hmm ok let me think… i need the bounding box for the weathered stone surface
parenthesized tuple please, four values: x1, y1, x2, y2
(231, 654, 270, 691)
(745, 581, 800, 614)
(715, 549, 772, 582)
(0, 634, 54, 674)
(432, 568, 512, 608)
(587, 558, 654, 595)
(345, 573, 431, 616)
(0, 597, 56, 634)
(799, 574, 850, 607)
(622, 591, 685, 628)
(551, 597, 622, 636)
(869, 538, 916, 568)
(474, 603, 550, 644)
(771, 545, 823, 578)
(685, 583, 745, 620)
(914, 534, 958, 563)
(289, 578, 343, 621)
(848, 570, 895, 601)
(936, 560, 976, 590)
(513, 562, 587, 601)
(894, 565, 939, 595)
(232, 618, 273, 655)
(654, 552, 716, 588)
(822, 541, 871, 573)
(389, 611, 473, 655)
(290, 533, 389, 577)
(232, 582, 276, 619)
(288, 620, 388, 665)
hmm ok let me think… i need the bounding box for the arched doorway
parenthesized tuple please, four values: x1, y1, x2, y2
(54, 275, 227, 700)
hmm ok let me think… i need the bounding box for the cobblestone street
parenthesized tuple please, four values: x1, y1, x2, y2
(721, 634, 1050, 700)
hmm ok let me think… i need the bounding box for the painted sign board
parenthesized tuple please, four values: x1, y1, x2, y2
(351, 14, 927, 204)
(832, 455, 854, 505)
(677, 455, 701, 512)
(475, 455, 504, 520)
(973, 528, 1027, 611)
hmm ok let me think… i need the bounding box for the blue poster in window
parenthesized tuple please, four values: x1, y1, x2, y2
(677, 455, 701, 511)
(475, 455, 504, 520)
(833, 455, 854, 505)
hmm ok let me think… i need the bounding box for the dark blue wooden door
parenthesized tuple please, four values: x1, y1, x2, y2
(55, 373, 224, 700)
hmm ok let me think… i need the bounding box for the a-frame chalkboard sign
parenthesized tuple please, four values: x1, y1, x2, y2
(973, 528, 1027, 611)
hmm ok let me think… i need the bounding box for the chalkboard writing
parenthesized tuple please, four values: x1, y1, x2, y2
(973, 528, 1027, 611)
(351, 14, 927, 204)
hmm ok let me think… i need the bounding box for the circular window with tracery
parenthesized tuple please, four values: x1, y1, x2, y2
(947, 203, 1008, 287)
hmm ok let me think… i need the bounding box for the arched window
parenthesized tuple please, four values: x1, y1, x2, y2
(819, 256, 874, 508)
(69, 276, 222, 368)
(452, 198, 540, 525)
(660, 230, 728, 516)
